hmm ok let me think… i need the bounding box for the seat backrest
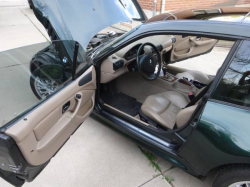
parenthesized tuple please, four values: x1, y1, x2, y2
(175, 68, 221, 127)
(188, 70, 211, 84)
(176, 105, 198, 128)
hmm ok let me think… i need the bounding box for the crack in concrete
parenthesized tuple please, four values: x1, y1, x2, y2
(138, 146, 176, 187)
(162, 166, 176, 187)
(0, 62, 29, 70)
(163, 165, 176, 173)
(137, 173, 162, 187)
(138, 170, 176, 187)
(18, 8, 50, 42)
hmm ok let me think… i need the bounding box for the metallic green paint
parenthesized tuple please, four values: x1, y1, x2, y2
(200, 101, 250, 157)
(178, 101, 250, 175)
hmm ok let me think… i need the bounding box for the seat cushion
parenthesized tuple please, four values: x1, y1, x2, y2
(176, 70, 212, 85)
(141, 91, 189, 129)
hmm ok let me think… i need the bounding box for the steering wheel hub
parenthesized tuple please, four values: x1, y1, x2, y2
(140, 54, 157, 75)
(136, 42, 161, 80)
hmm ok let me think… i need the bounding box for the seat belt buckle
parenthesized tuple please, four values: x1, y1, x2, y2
(188, 92, 195, 101)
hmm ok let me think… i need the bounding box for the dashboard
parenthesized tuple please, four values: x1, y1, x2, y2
(100, 35, 173, 83)
(123, 44, 144, 61)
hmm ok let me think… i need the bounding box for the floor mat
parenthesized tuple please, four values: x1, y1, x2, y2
(101, 92, 142, 117)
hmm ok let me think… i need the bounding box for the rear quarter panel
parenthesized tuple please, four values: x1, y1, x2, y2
(178, 101, 250, 176)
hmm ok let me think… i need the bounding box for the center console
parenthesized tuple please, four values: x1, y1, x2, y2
(159, 72, 178, 83)
(158, 69, 198, 95)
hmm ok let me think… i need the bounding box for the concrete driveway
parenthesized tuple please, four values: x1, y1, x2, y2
(0, 1, 213, 187)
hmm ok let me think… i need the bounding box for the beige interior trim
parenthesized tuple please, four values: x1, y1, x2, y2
(104, 104, 150, 127)
(171, 35, 217, 62)
(101, 67, 128, 83)
(115, 72, 191, 103)
(5, 66, 96, 166)
(140, 91, 189, 129)
(101, 54, 121, 73)
(100, 54, 129, 83)
(161, 39, 173, 49)
(115, 35, 172, 58)
(100, 35, 173, 84)
(166, 65, 187, 75)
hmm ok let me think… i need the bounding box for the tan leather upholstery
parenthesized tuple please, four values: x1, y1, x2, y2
(141, 91, 189, 129)
(176, 70, 213, 85)
(176, 105, 198, 128)
(170, 35, 217, 62)
(5, 66, 96, 166)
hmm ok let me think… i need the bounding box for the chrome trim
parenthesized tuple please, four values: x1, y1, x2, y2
(228, 181, 250, 187)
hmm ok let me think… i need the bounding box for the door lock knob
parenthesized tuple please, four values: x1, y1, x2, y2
(75, 94, 81, 99)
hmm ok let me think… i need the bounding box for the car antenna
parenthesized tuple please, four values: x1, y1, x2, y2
(72, 41, 79, 80)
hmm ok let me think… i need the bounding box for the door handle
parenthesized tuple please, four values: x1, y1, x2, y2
(172, 47, 193, 59)
(62, 101, 70, 114)
(37, 93, 83, 151)
(190, 37, 216, 46)
(68, 93, 82, 119)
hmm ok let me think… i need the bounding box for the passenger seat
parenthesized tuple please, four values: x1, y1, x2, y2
(176, 70, 214, 85)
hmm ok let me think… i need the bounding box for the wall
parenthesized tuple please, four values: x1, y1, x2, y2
(138, 0, 250, 11)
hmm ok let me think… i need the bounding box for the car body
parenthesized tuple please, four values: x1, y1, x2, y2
(27, 0, 32, 9)
(1, 1, 250, 187)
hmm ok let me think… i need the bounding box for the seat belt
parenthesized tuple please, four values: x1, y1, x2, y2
(185, 82, 212, 108)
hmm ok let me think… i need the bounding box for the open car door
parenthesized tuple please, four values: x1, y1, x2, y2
(0, 40, 96, 186)
(170, 35, 218, 62)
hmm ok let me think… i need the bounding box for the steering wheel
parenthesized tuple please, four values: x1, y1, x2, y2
(136, 42, 161, 81)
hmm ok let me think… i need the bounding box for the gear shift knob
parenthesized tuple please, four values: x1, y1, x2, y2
(162, 66, 167, 76)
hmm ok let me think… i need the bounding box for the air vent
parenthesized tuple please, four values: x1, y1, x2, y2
(193, 9, 222, 15)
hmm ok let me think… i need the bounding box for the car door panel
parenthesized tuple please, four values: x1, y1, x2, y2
(171, 35, 217, 62)
(4, 66, 96, 166)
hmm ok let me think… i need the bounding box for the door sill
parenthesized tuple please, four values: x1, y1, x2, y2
(103, 103, 152, 128)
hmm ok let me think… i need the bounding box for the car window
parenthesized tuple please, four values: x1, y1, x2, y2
(0, 40, 89, 127)
(212, 40, 250, 107)
(94, 24, 142, 58)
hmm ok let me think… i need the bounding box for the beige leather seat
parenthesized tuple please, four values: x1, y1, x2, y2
(141, 91, 197, 129)
(176, 70, 213, 85)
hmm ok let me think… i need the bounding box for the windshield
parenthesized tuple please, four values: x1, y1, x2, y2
(94, 24, 142, 58)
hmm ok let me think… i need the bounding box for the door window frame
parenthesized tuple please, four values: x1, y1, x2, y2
(206, 38, 250, 111)
(0, 41, 92, 131)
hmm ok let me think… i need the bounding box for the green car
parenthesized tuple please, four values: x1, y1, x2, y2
(1, 1, 250, 187)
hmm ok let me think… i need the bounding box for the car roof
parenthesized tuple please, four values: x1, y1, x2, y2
(95, 20, 249, 60)
(135, 20, 250, 39)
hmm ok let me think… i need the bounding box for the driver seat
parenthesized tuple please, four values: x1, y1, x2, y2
(140, 91, 198, 129)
